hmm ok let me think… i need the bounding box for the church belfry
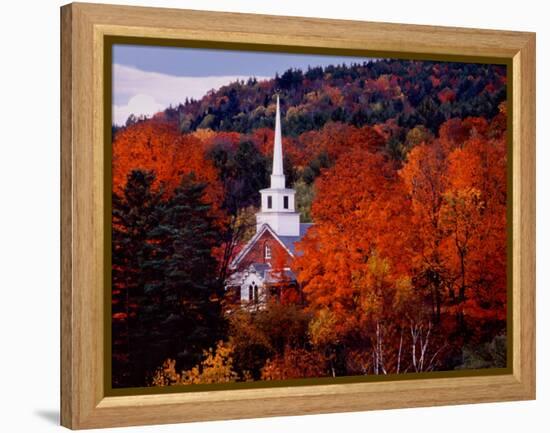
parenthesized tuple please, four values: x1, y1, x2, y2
(256, 96, 301, 236)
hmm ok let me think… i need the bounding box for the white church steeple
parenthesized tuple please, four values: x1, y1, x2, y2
(255, 95, 301, 237)
(270, 96, 285, 189)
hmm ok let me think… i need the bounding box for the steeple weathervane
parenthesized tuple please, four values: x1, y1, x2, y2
(270, 95, 285, 189)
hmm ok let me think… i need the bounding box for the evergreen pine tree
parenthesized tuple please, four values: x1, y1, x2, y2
(144, 174, 225, 375)
(113, 171, 225, 386)
(112, 170, 162, 387)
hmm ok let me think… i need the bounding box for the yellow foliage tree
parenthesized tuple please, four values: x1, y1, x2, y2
(151, 341, 239, 386)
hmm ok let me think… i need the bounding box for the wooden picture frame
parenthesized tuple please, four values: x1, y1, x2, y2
(61, 2, 536, 429)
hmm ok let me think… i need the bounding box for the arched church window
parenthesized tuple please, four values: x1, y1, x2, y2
(265, 244, 271, 259)
(283, 196, 289, 209)
(267, 196, 272, 209)
(248, 281, 259, 303)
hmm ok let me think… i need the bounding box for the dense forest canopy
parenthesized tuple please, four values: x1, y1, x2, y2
(111, 58, 508, 387)
(117, 59, 506, 135)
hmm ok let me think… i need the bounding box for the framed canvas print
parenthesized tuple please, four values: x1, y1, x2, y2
(60, 2, 536, 429)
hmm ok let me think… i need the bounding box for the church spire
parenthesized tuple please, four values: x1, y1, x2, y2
(270, 95, 285, 189)
(256, 94, 300, 236)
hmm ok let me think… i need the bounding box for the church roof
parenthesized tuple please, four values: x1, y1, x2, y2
(229, 222, 313, 269)
(278, 223, 313, 256)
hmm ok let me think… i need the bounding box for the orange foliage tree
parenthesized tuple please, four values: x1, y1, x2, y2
(296, 121, 385, 165)
(443, 133, 507, 330)
(400, 118, 507, 339)
(399, 141, 451, 322)
(294, 116, 507, 375)
(112, 120, 223, 211)
(295, 147, 418, 375)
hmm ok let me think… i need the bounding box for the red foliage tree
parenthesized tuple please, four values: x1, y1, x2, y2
(112, 120, 223, 213)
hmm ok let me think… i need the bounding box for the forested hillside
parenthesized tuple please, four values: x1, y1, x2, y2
(143, 59, 505, 135)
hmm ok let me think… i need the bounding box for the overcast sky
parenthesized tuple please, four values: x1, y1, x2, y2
(112, 44, 373, 126)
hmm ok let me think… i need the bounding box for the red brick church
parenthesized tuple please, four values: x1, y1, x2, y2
(225, 96, 312, 307)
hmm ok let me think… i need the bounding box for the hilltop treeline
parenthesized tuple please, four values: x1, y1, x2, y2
(136, 59, 508, 138)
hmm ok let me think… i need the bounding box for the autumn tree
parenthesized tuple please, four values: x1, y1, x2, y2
(401, 118, 507, 351)
(442, 133, 507, 338)
(295, 147, 416, 375)
(261, 348, 326, 380)
(227, 303, 312, 380)
(151, 341, 239, 386)
(294, 179, 315, 222)
(112, 119, 223, 210)
(399, 141, 450, 323)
